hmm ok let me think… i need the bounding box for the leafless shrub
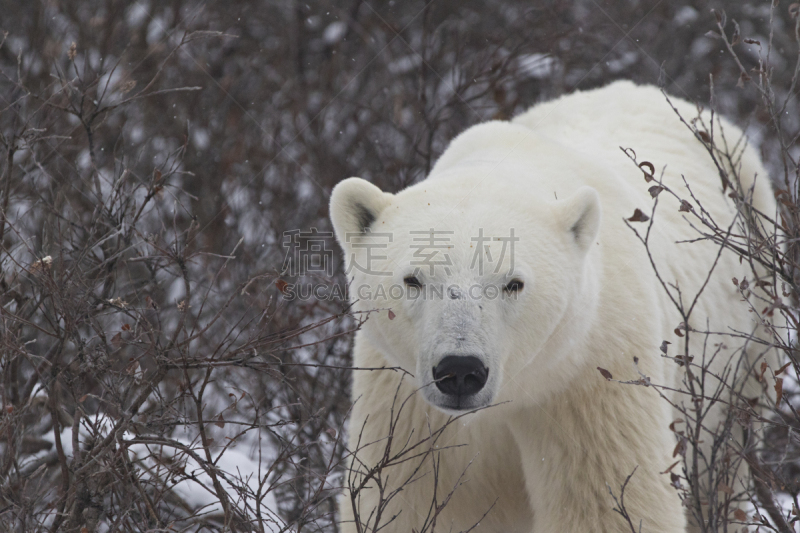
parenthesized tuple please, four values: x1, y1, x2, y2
(605, 5, 800, 531)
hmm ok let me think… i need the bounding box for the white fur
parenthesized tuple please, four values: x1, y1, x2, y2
(330, 81, 778, 532)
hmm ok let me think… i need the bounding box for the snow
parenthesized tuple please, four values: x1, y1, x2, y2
(517, 54, 559, 80)
(323, 21, 347, 44)
(38, 421, 285, 530)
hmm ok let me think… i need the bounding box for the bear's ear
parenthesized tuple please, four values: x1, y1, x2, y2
(559, 186, 601, 254)
(330, 177, 392, 247)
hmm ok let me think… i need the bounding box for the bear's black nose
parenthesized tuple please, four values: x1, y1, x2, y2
(433, 356, 489, 397)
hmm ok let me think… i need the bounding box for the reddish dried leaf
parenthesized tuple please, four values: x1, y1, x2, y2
(597, 367, 613, 381)
(388, 309, 396, 320)
(698, 130, 711, 143)
(111, 332, 122, 348)
(121, 323, 131, 331)
(660, 460, 680, 474)
(215, 414, 225, 428)
(669, 418, 683, 433)
(673, 437, 687, 458)
(79, 395, 88, 403)
(743, 38, 760, 45)
(717, 481, 734, 495)
(674, 327, 684, 337)
(275, 279, 289, 294)
(627, 208, 650, 223)
(648, 185, 665, 198)
(670, 472, 682, 489)
(733, 508, 748, 521)
(737, 72, 751, 88)
(679, 199, 693, 212)
(638, 161, 655, 182)
(776, 361, 792, 376)
(660, 340, 671, 354)
(775, 377, 784, 407)
(731, 277, 739, 287)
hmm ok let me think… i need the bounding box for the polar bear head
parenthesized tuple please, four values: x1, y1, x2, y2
(330, 159, 601, 413)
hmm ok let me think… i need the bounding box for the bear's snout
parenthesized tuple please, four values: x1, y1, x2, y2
(433, 356, 489, 400)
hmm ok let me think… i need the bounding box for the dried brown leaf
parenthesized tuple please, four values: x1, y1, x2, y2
(627, 208, 650, 223)
(776, 361, 792, 376)
(673, 437, 687, 458)
(737, 72, 751, 88)
(121, 80, 136, 94)
(660, 460, 680, 474)
(638, 161, 655, 182)
(597, 367, 613, 381)
(718, 481, 734, 495)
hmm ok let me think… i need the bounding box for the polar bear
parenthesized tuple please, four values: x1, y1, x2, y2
(329, 81, 778, 533)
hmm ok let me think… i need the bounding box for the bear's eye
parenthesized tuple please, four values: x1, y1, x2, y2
(504, 279, 524, 293)
(403, 276, 423, 288)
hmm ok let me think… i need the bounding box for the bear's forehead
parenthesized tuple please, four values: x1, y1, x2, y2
(365, 206, 538, 275)
(377, 195, 543, 239)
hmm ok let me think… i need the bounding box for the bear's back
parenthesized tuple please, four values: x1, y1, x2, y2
(512, 81, 773, 217)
